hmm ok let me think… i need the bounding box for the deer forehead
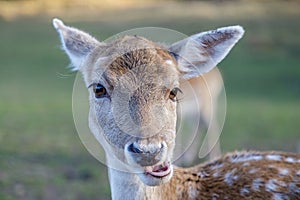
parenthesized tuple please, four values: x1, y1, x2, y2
(87, 36, 179, 92)
(105, 49, 178, 89)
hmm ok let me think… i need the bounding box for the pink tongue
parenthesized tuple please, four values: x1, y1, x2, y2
(146, 163, 171, 177)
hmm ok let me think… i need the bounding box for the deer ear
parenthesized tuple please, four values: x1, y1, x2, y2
(169, 26, 244, 80)
(52, 18, 100, 71)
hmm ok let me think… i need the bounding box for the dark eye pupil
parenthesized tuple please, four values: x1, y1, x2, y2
(169, 91, 176, 100)
(93, 84, 107, 98)
(169, 88, 180, 101)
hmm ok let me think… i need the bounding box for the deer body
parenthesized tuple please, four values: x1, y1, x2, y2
(108, 151, 300, 200)
(52, 19, 300, 200)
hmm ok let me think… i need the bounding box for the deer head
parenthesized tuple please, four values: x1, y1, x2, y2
(53, 18, 244, 186)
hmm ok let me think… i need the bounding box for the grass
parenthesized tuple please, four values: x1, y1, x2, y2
(0, 1, 300, 199)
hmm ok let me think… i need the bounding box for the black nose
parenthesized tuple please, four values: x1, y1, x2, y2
(127, 143, 143, 154)
(126, 142, 165, 166)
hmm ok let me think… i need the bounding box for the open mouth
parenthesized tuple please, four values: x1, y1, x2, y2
(144, 161, 171, 178)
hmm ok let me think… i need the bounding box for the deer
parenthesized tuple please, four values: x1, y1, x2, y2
(52, 18, 300, 200)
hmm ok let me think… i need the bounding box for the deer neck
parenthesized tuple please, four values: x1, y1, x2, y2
(108, 167, 145, 200)
(106, 158, 167, 200)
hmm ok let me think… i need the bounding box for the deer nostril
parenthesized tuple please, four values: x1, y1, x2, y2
(128, 143, 143, 154)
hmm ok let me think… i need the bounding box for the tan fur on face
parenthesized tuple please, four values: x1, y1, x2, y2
(106, 48, 177, 128)
(82, 36, 177, 84)
(82, 36, 179, 170)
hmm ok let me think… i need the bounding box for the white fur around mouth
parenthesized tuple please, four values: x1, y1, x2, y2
(144, 161, 171, 178)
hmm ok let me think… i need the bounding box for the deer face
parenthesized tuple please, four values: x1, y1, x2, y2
(53, 19, 244, 186)
(86, 42, 180, 185)
(86, 40, 180, 185)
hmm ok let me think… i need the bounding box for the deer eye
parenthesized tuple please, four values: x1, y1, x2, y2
(169, 87, 182, 102)
(92, 84, 107, 98)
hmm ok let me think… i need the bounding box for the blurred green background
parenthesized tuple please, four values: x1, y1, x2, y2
(0, 0, 300, 199)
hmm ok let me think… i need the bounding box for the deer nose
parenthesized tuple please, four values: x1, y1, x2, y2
(126, 142, 166, 166)
(128, 143, 144, 154)
(127, 142, 163, 154)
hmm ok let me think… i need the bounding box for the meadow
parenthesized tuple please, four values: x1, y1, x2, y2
(0, 1, 300, 199)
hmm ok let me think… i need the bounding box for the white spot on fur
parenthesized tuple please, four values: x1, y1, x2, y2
(289, 182, 300, 194)
(165, 60, 173, 65)
(285, 157, 295, 163)
(230, 154, 263, 163)
(266, 179, 278, 192)
(278, 168, 289, 176)
(252, 178, 264, 191)
(272, 193, 290, 200)
(240, 187, 250, 195)
(188, 185, 198, 199)
(266, 154, 282, 161)
(212, 194, 219, 200)
(243, 162, 250, 167)
(197, 170, 209, 178)
(249, 168, 259, 174)
(277, 180, 287, 187)
(224, 168, 238, 186)
(213, 171, 220, 178)
(296, 170, 300, 176)
(210, 163, 223, 178)
(265, 179, 287, 193)
(210, 163, 224, 170)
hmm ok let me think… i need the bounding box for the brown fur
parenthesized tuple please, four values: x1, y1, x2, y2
(163, 151, 300, 199)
